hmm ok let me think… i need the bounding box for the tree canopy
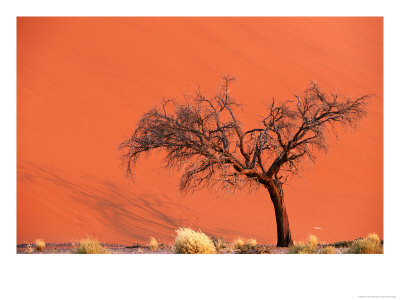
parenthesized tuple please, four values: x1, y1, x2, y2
(120, 76, 369, 194)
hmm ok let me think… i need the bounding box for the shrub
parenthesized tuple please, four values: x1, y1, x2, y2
(34, 239, 46, 252)
(237, 245, 251, 254)
(346, 233, 383, 254)
(25, 244, 34, 254)
(236, 238, 259, 253)
(72, 237, 110, 254)
(233, 238, 268, 254)
(238, 244, 271, 254)
(307, 235, 318, 249)
(232, 238, 245, 249)
(253, 244, 271, 254)
(289, 235, 318, 254)
(211, 237, 227, 252)
(173, 228, 216, 254)
(320, 246, 335, 254)
(246, 238, 257, 249)
(148, 237, 158, 251)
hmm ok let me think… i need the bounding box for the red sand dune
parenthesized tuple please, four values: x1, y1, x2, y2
(17, 17, 383, 245)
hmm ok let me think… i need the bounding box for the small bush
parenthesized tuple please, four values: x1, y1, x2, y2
(148, 237, 158, 251)
(173, 228, 216, 254)
(25, 244, 34, 254)
(237, 245, 251, 254)
(72, 237, 110, 254)
(237, 238, 258, 253)
(238, 244, 271, 254)
(212, 237, 227, 252)
(320, 246, 335, 254)
(253, 245, 271, 254)
(234, 238, 266, 254)
(232, 238, 245, 249)
(307, 235, 318, 249)
(289, 243, 306, 254)
(34, 239, 46, 252)
(346, 233, 383, 254)
(289, 235, 318, 254)
(246, 238, 257, 249)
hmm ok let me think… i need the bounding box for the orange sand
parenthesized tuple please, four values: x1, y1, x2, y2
(17, 17, 383, 245)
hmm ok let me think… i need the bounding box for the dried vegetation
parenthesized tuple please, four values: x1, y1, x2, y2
(346, 233, 383, 254)
(173, 228, 216, 254)
(72, 237, 110, 254)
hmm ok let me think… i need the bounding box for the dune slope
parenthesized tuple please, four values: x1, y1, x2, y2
(17, 17, 383, 245)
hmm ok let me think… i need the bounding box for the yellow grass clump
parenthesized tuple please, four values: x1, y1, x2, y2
(289, 235, 318, 254)
(246, 238, 257, 249)
(232, 238, 259, 253)
(34, 239, 46, 252)
(148, 237, 158, 251)
(25, 244, 34, 254)
(320, 246, 335, 254)
(346, 233, 383, 254)
(173, 228, 216, 254)
(232, 238, 245, 249)
(72, 237, 110, 254)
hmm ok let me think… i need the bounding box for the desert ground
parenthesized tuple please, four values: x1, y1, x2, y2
(15, 242, 350, 254)
(17, 17, 383, 248)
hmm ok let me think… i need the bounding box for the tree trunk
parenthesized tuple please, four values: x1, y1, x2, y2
(264, 180, 293, 247)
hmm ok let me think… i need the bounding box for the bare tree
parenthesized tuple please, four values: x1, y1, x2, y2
(120, 76, 369, 247)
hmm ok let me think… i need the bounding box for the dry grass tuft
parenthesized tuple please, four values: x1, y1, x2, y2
(346, 233, 383, 254)
(25, 244, 34, 254)
(212, 237, 227, 252)
(320, 246, 335, 254)
(307, 235, 318, 249)
(289, 243, 306, 254)
(238, 244, 271, 254)
(253, 245, 271, 254)
(246, 238, 257, 249)
(366, 233, 381, 243)
(232, 238, 245, 249)
(72, 237, 110, 254)
(148, 237, 158, 251)
(173, 228, 216, 254)
(289, 235, 319, 254)
(233, 238, 265, 254)
(34, 239, 46, 252)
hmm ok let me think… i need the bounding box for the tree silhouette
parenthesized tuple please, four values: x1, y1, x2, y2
(120, 76, 369, 247)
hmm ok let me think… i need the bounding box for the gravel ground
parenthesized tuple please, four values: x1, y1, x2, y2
(16, 243, 348, 254)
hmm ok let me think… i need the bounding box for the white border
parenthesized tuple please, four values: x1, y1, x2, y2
(2, 1, 399, 300)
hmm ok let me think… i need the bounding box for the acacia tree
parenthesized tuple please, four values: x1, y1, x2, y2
(120, 76, 369, 247)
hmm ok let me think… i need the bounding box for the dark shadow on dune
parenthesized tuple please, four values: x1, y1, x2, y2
(18, 161, 252, 243)
(18, 161, 195, 242)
